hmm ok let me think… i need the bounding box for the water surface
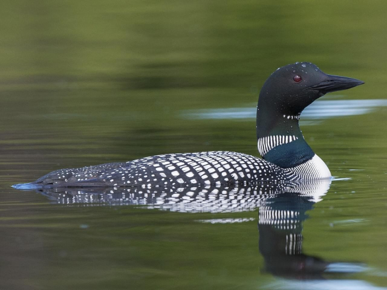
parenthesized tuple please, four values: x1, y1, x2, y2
(1, 1, 387, 289)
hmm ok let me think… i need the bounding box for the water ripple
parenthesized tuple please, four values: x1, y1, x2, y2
(181, 99, 387, 123)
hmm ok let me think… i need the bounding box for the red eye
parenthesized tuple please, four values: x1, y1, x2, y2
(293, 75, 302, 83)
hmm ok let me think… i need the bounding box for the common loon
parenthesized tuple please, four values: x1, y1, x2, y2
(12, 62, 363, 190)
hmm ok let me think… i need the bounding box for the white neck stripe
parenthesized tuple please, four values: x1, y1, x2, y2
(257, 135, 298, 156)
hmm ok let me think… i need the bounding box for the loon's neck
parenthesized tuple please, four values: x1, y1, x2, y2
(256, 109, 314, 168)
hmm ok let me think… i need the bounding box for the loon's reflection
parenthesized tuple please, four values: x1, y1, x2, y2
(35, 179, 363, 279)
(36, 179, 328, 212)
(259, 192, 328, 280)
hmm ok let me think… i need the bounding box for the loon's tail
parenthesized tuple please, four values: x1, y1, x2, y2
(12, 178, 111, 189)
(12, 183, 42, 190)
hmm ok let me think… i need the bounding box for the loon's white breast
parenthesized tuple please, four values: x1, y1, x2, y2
(290, 154, 331, 180)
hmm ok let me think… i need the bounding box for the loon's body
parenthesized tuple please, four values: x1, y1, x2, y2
(13, 62, 363, 190)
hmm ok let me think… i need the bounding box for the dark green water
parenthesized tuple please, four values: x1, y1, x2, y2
(1, 1, 387, 289)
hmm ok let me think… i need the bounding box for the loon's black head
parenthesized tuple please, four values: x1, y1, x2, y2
(256, 62, 364, 168)
(257, 62, 364, 117)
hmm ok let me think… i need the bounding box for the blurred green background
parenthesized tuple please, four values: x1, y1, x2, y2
(1, 0, 380, 174)
(1, 1, 387, 289)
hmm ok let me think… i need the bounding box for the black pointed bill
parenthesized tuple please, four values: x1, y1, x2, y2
(311, 74, 364, 94)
